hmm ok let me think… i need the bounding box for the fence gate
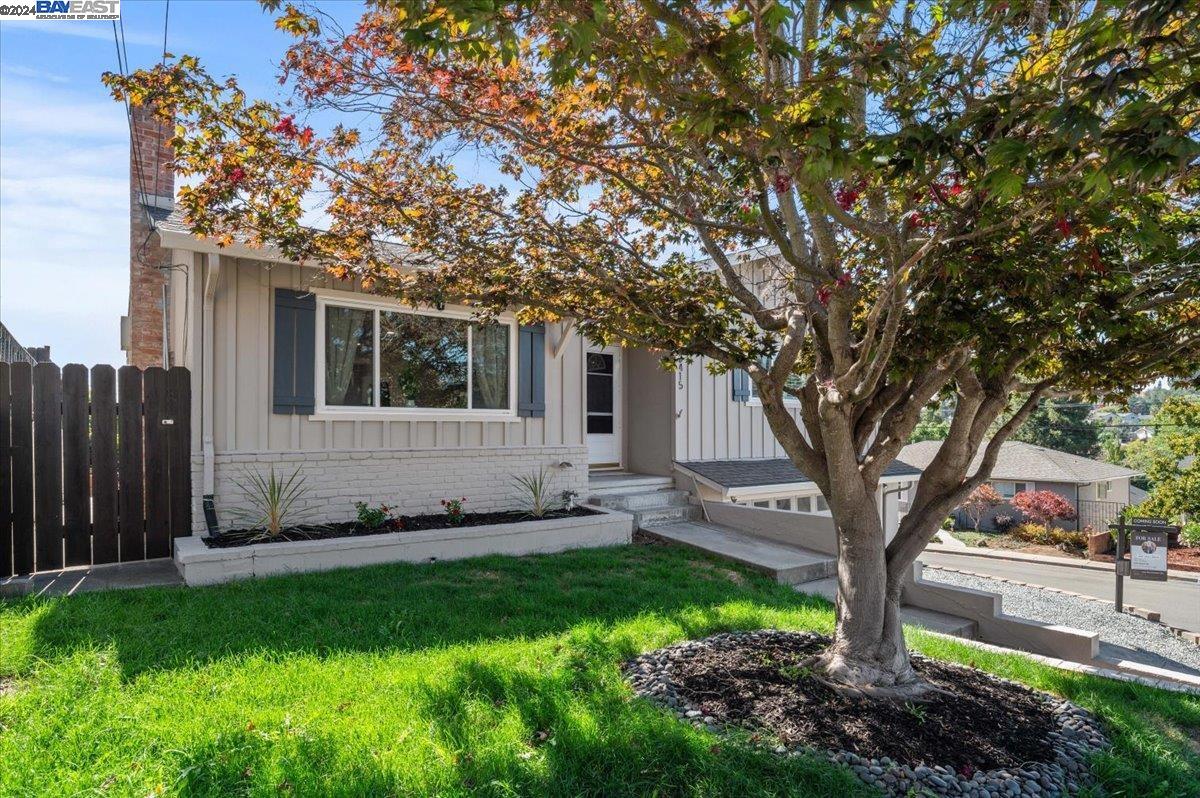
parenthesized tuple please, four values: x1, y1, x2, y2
(1077, 499, 1127, 533)
(0, 363, 191, 577)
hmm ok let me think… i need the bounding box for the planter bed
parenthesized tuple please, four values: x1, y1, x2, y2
(204, 507, 601, 548)
(175, 505, 632, 586)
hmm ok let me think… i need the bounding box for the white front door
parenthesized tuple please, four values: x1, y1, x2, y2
(585, 347, 622, 467)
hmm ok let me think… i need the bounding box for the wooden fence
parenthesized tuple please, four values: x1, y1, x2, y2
(0, 363, 191, 577)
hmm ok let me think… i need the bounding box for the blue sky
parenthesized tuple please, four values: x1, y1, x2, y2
(0, 0, 366, 366)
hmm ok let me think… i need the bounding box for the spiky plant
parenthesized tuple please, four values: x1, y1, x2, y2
(513, 467, 560, 519)
(231, 465, 309, 538)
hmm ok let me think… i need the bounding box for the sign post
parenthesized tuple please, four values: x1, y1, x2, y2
(1113, 516, 1179, 613)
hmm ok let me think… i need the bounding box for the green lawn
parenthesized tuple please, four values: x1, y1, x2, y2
(1, 544, 1198, 797)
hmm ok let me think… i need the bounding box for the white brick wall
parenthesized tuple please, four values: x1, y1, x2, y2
(190, 446, 588, 534)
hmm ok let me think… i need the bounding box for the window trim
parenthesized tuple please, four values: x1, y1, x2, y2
(312, 290, 518, 420)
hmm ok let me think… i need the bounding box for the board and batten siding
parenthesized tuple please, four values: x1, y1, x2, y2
(184, 252, 585, 455)
(672, 356, 807, 462)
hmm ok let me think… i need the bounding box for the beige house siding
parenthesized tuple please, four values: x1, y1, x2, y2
(672, 355, 806, 462)
(180, 253, 586, 455)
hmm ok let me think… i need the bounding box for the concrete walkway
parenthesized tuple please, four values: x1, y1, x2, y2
(0, 559, 183, 598)
(920, 549, 1200, 635)
(646, 520, 976, 638)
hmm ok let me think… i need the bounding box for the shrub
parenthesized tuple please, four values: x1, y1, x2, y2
(1182, 522, 1200, 548)
(961, 484, 1003, 532)
(1011, 490, 1077, 527)
(441, 497, 467, 525)
(1012, 521, 1087, 550)
(941, 516, 955, 531)
(355, 501, 399, 530)
(994, 514, 1015, 532)
(1012, 522, 1054, 545)
(512, 467, 560, 518)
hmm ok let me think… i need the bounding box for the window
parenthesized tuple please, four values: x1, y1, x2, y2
(319, 297, 515, 414)
(775, 497, 793, 511)
(812, 495, 828, 512)
(1097, 481, 1110, 500)
(753, 500, 771, 509)
(586, 352, 615, 434)
(994, 481, 1028, 500)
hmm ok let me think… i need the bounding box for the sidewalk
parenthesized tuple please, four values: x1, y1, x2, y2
(920, 546, 1200, 636)
(0, 559, 182, 598)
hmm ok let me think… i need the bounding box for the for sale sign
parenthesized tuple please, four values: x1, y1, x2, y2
(1125, 517, 1178, 582)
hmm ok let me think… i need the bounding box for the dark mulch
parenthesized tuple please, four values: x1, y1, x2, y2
(204, 507, 600, 549)
(669, 632, 1057, 771)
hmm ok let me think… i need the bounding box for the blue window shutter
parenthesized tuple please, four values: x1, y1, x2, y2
(731, 369, 751, 402)
(517, 323, 546, 417)
(273, 289, 316, 414)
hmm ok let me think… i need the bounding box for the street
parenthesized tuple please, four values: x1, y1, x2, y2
(919, 550, 1200, 635)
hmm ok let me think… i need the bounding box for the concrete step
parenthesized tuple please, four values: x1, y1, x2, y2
(634, 505, 703, 527)
(588, 473, 675, 497)
(801, 576, 978, 639)
(647, 521, 837, 586)
(590, 489, 691, 511)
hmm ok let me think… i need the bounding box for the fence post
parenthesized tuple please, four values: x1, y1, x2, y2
(33, 363, 63, 572)
(9, 363, 33, 575)
(62, 364, 90, 566)
(0, 363, 11, 578)
(118, 366, 145, 562)
(91, 366, 119, 564)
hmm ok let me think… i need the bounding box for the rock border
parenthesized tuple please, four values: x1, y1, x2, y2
(624, 630, 1109, 798)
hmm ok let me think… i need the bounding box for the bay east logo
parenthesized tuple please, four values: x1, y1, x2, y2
(0, 0, 120, 20)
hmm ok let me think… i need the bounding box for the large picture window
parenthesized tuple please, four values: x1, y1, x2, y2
(319, 297, 514, 414)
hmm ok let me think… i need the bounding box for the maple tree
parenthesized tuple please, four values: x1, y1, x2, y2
(1011, 490, 1078, 528)
(961, 484, 1003, 533)
(104, 1, 1200, 695)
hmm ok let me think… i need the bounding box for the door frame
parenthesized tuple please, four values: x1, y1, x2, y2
(584, 345, 623, 469)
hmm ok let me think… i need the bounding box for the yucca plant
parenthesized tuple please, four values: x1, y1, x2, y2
(231, 465, 309, 538)
(513, 467, 561, 519)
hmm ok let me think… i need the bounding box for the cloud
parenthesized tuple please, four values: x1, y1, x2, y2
(0, 75, 130, 366)
(1, 63, 70, 83)
(2, 19, 162, 47)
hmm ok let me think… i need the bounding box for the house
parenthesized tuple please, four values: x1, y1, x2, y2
(0, 321, 51, 365)
(898, 440, 1141, 532)
(122, 107, 911, 541)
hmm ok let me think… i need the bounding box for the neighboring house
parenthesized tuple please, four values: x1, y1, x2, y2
(123, 108, 910, 539)
(0, 321, 50, 365)
(899, 440, 1141, 532)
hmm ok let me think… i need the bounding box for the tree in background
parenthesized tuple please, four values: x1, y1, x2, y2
(1012, 490, 1078, 528)
(1138, 398, 1200, 522)
(1012, 399, 1101, 457)
(106, 1, 1200, 695)
(909, 404, 951, 443)
(961, 484, 1003, 533)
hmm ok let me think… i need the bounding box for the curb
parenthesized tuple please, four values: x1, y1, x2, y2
(924, 544, 1200, 583)
(917, 628, 1200, 697)
(924, 565, 1200, 649)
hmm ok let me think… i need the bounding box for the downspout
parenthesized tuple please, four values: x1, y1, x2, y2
(162, 283, 170, 369)
(879, 482, 907, 540)
(201, 253, 221, 533)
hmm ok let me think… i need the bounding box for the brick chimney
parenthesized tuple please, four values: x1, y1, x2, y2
(125, 104, 175, 368)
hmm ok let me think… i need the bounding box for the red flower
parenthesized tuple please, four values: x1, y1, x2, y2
(947, 182, 965, 197)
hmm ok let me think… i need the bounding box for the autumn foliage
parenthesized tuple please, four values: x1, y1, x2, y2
(102, 1, 1200, 693)
(1011, 490, 1079, 528)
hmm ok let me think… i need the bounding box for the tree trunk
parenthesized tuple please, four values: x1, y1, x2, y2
(813, 499, 924, 696)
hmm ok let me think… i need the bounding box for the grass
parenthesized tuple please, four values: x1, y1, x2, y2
(1, 544, 1198, 797)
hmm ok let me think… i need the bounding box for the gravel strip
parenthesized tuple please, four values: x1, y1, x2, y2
(924, 567, 1200, 672)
